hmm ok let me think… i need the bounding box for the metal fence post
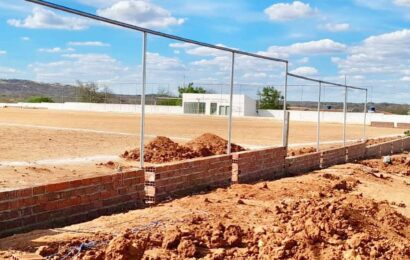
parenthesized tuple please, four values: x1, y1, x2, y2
(282, 62, 289, 147)
(227, 52, 235, 155)
(363, 89, 368, 140)
(140, 32, 147, 168)
(317, 82, 321, 151)
(343, 85, 347, 147)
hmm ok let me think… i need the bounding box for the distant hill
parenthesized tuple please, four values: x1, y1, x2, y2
(0, 79, 408, 115)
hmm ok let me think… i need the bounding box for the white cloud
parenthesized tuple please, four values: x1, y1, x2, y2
(264, 1, 317, 21)
(21, 36, 30, 41)
(169, 42, 230, 57)
(68, 41, 110, 47)
(290, 66, 318, 76)
(323, 23, 350, 32)
(8, 7, 88, 30)
(38, 47, 75, 53)
(261, 39, 347, 58)
(394, 0, 410, 7)
(297, 57, 309, 64)
(0, 50, 6, 55)
(97, 0, 184, 29)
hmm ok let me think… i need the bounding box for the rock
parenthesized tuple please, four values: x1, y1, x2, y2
(35, 246, 54, 257)
(105, 235, 147, 260)
(177, 239, 196, 258)
(162, 228, 182, 249)
(254, 226, 266, 235)
(223, 225, 243, 247)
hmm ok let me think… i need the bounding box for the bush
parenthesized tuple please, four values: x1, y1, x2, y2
(405, 130, 410, 136)
(25, 96, 54, 103)
(157, 98, 182, 106)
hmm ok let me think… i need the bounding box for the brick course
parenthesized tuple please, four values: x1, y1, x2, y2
(232, 147, 286, 183)
(370, 121, 395, 128)
(346, 142, 366, 162)
(320, 147, 347, 168)
(144, 154, 232, 203)
(0, 169, 145, 238)
(397, 123, 410, 129)
(286, 152, 321, 176)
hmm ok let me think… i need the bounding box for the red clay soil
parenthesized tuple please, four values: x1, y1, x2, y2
(18, 170, 410, 259)
(365, 136, 402, 146)
(122, 133, 245, 164)
(361, 154, 410, 176)
(287, 147, 317, 157)
(185, 133, 245, 156)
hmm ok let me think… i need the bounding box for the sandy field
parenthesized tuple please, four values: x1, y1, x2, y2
(0, 107, 404, 190)
(1, 154, 409, 259)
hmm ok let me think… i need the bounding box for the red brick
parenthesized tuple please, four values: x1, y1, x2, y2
(45, 182, 71, 193)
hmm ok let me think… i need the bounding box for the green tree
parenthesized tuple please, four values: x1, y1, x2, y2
(177, 82, 207, 98)
(258, 86, 283, 109)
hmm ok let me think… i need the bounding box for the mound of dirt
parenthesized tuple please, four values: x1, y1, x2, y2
(186, 133, 245, 156)
(122, 136, 200, 164)
(361, 155, 410, 176)
(122, 134, 245, 164)
(287, 146, 317, 157)
(366, 136, 401, 146)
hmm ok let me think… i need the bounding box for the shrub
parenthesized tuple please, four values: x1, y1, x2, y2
(405, 130, 410, 136)
(25, 96, 54, 103)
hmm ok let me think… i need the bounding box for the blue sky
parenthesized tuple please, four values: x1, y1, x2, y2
(0, 0, 409, 103)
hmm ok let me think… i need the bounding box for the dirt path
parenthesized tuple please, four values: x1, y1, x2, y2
(1, 155, 409, 259)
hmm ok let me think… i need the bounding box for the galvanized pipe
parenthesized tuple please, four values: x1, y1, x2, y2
(317, 82, 321, 151)
(140, 32, 147, 168)
(25, 0, 287, 64)
(227, 52, 235, 155)
(287, 72, 366, 91)
(282, 62, 289, 147)
(363, 89, 368, 140)
(343, 86, 347, 147)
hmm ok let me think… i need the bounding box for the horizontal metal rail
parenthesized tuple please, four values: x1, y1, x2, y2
(287, 72, 367, 91)
(25, 0, 288, 64)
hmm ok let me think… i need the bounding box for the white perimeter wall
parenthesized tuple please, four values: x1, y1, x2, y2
(258, 109, 410, 125)
(1, 102, 409, 125)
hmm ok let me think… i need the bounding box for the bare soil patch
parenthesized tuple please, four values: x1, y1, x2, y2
(2, 155, 409, 259)
(360, 154, 410, 176)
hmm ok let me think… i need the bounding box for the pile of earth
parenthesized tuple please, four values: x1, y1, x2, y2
(122, 133, 245, 163)
(287, 146, 317, 157)
(365, 136, 402, 146)
(32, 173, 410, 259)
(360, 154, 410, 176)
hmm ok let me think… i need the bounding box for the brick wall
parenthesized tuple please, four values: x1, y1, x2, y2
(379, 141, 393, 156)
(404, 137, 410, 151)
(285, 152, 321, 176)
(391, 139, 403, 154)
(0, 169, 145, 238)
(320, 147, 347, 168)
(397, 123, 410, 129)
(346, 142, 366, 162)
(232, 147, 286, 183)
(365, 144, 381, 158)
(370, 121, 395, 128)
(144, 154, 232, 203)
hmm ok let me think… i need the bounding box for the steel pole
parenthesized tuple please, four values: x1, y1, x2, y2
(343, 85, 347, 147)
(363, 89, 368, 140)
(227, 52, 235, 155)
(282, 62, 289, 147)
(317, 82, 321, 151)
(140, 32, 147, 168)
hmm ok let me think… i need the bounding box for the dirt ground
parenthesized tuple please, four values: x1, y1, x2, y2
(0, 107, 404, 190)
(1, 154, 409, 259)
(0, 107, 403, 161)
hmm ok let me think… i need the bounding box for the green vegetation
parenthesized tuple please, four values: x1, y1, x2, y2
(157, 98, 182, 106)
(178, 82, 207, 97)
(258, 86, 283, 110)
(25, 96, 54, 103)
(405, 130, 410, 136)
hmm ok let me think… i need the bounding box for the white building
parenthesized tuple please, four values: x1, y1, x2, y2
(182, 93, 257, 116)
